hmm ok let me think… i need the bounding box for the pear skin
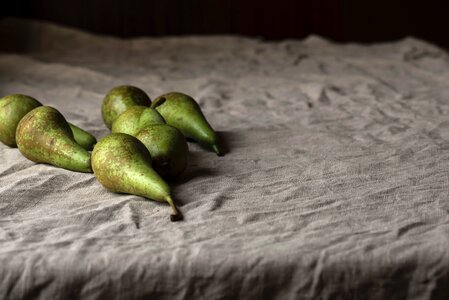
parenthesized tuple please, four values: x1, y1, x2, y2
(151, 92, 223, 156)
(69, 123, 97, 151)
(139, 107, 166, 128)
(135, 124, 188, 180)
(16, 106, 92, 173)
(91, 133, 182, 221)
(0, 94, 42, 147)
(111, 106, 165, 136)
(102, 85, 152, 129)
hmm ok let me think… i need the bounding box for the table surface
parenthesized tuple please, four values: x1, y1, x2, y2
(1, 18, 449, 300)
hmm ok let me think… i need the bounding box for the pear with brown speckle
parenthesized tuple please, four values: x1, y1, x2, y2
(0, 94, 97, 150)
(16, 106, 92, 173)
(101, 85, 152, 130)
(151, 92, 223, 156)
(92, 133, 182, 221)
(111, 105, 165, 136)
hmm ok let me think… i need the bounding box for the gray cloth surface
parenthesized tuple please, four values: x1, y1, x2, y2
(1, 18, 449, 299)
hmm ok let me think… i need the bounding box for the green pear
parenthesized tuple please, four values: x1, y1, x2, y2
(135, 124, 188, 180)
(92, 133, 182, 221)
(0, 94, 97, 150)
(68, 123, 97, 151)
(101, 85, 152, 130)
(0, 94, 42, 147)
(151, 92, 223, 156)
(16, 106, 92, 173)
(111, 105, 165, 136)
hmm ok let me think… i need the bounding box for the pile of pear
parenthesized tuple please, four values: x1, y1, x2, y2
(96, 86, 223, 221)
(0, 94, 96, 173)
(0, 85, 223, 222)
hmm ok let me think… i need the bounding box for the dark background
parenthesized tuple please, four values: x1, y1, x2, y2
(2, 0, 449, 50)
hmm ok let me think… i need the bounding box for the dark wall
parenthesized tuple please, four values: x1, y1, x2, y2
(342, 0, 449, 48)
(2, 0, 449, 49)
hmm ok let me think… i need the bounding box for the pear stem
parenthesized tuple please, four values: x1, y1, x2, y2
(212, 144, 223, 156)
(166, 195, 183, 222)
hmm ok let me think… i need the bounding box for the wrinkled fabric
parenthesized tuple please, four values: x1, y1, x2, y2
(1, 18, 449, 299)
